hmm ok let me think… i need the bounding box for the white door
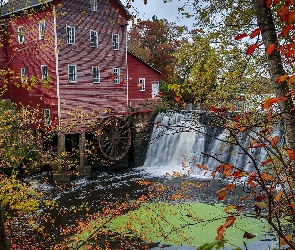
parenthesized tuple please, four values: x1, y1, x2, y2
(152, 82, 159, 98)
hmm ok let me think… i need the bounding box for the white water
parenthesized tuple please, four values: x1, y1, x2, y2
(141, 111, 284, 177)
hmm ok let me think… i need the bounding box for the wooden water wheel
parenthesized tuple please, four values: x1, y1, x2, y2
(96, 117, 131, 161)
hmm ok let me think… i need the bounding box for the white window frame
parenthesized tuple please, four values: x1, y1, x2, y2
(113, 68, 120, 84)
(139, 78, 146, 91)
(21, 68, 27, 83)
(41, 65, 48, 80)
(90, 30, 98, 47)
(39, 20, 46, 40)
(92, 66, 100, 83)
(18, 26, 24, 44)
(66, 26, 75, 44)
(112, 34, 119, 50)
(90, 0, 97, 11)
(68, 65, 77, 82)
(44, 109, 51, 126)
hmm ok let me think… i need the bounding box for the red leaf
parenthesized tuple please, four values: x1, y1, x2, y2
(288, 11, 295, 24)
(235, 33, 248, 40)
(266, 0, 273, 8)
(216, 163, 224, 173)
(261, 158, 273, 166)
(246, 44, 258, 55)
(273, 0, 280, 6)
(249, 142, 266, 148)
(223, 216, 236, 228)
(266, 43, 276, 55)
(279, 25, 295, 37)
(233, 170, 242, 179)
(249, 28, 261, 39)
(226, 183, 235, 191)
(285, 148, 295, 160)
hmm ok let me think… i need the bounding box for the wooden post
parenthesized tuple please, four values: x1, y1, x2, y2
(57, 133, 65, 169)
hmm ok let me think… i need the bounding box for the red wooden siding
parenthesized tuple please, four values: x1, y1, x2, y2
(127, 52, 161, 107)
(1, 5, 58, 128)
(56, 0, 128, 123)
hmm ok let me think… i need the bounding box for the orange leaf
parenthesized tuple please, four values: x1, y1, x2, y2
(235, 33, 248, 40)
(266, 43, 276, 55)
(226, 183, 235, 191)
(288, 75, 295, 84)
(249, 142, 266, 148)
(277, 5, 289, 17)
(223, 216, 236, 228)
(137, 83, 142, 88)
(278, 25, 295, 37)
(217, 190, 227, 201)
(261, 97, 287, 110)
(279, 234, 292, 245)
(224, 164, 233, 177)
(288, 11, 295, 24)
(249, 28, 261, 39)
(275, 190, 283, 202)
(175, 96, 181, 103)
(285, 148, 295, 160)
(246, 44, 258, 55)
(270, 135, 279, 147)
(216, 163, 225, 173)
(273, 0, 280, 6)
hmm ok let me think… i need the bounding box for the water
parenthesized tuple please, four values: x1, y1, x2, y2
(10, 111, 283, 249)
(142, 111, 284, 177)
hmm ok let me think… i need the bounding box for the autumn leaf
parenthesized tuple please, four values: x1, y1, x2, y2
(261, 158, 273, 166)
(270, 135, 279, 147)
(288, 11, 295, 24)
(266, 43, 276, 55)
(288, 75, 295, 84)
(223, 164, 233, 177)
(249, 28, 261, 38)
(275, 190, 283, 202)
(235, 33, 247, 40)
(265, 0, 272, 8)
(224, 205, 235, 213)
(226, 183, 235, 191)
(246, 44, 258, 55)
(137, 83, 142, 88)
(217, 190, 227, 201)
(279, 234, 292, 245)
(285, 148, 295, 160)
(261, 97, 287, 110)
(175, 96, 181, 103)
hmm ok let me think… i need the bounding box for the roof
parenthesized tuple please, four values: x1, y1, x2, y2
(1, 0, 53, 16)
(1, 0, 130, 19)
(128, 51, 162, 75)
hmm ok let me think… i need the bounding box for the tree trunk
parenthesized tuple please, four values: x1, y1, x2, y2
(252, 0, 295, 150)
(0, 204, 9, 250)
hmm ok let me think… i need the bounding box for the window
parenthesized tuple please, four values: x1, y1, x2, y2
(21, 68, 27, 83)
(44, 109, 51, 126)
(112, 34, 119, 50)
(90, 0, 97, 11)
(17, 26, 24, 44)
(139, 78, 146, 91)
(39, 20, 46, 40)
(113, 68, 120, 84)
(66, 26, 75, 44)
(68, 65, 77, 82)
(92, 66, 100, 83)
(90, 30, 98, 47)
(41, 65, 48, 80)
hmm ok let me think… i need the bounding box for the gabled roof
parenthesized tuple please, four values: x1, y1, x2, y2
(1, 0, 130, 19)
(128, 50, 162, 75)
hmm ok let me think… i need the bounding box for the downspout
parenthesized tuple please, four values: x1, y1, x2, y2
(126, 24, 129, 110)
(53, 5, 60, 127)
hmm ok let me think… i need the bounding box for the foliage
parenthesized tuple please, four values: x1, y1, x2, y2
(128, 15, 188, 81)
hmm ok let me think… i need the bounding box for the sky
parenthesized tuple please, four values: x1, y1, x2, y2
(123, 0, 194, 28)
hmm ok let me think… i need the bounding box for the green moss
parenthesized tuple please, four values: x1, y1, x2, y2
(105, 202, 270, 249)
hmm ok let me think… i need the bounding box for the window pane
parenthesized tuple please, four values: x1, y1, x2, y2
(112, 34, 119, 50)
(39, 20, 46, 39)
(90, 30, 97, 47)
(69, 65, 76, 82)
(113, 68, 120, 84)
(93, 67, 100, 83)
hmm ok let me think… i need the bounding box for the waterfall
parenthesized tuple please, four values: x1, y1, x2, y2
(142, 111, 284, 177)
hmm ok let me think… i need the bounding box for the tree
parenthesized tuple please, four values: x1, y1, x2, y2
(128, 15, 188, 81)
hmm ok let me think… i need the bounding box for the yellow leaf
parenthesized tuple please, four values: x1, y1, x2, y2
(224, 205, 235, 213)
(280, 234, 292, 245)
(275, 190, 283, 202)
(254, 202, 267, 209)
